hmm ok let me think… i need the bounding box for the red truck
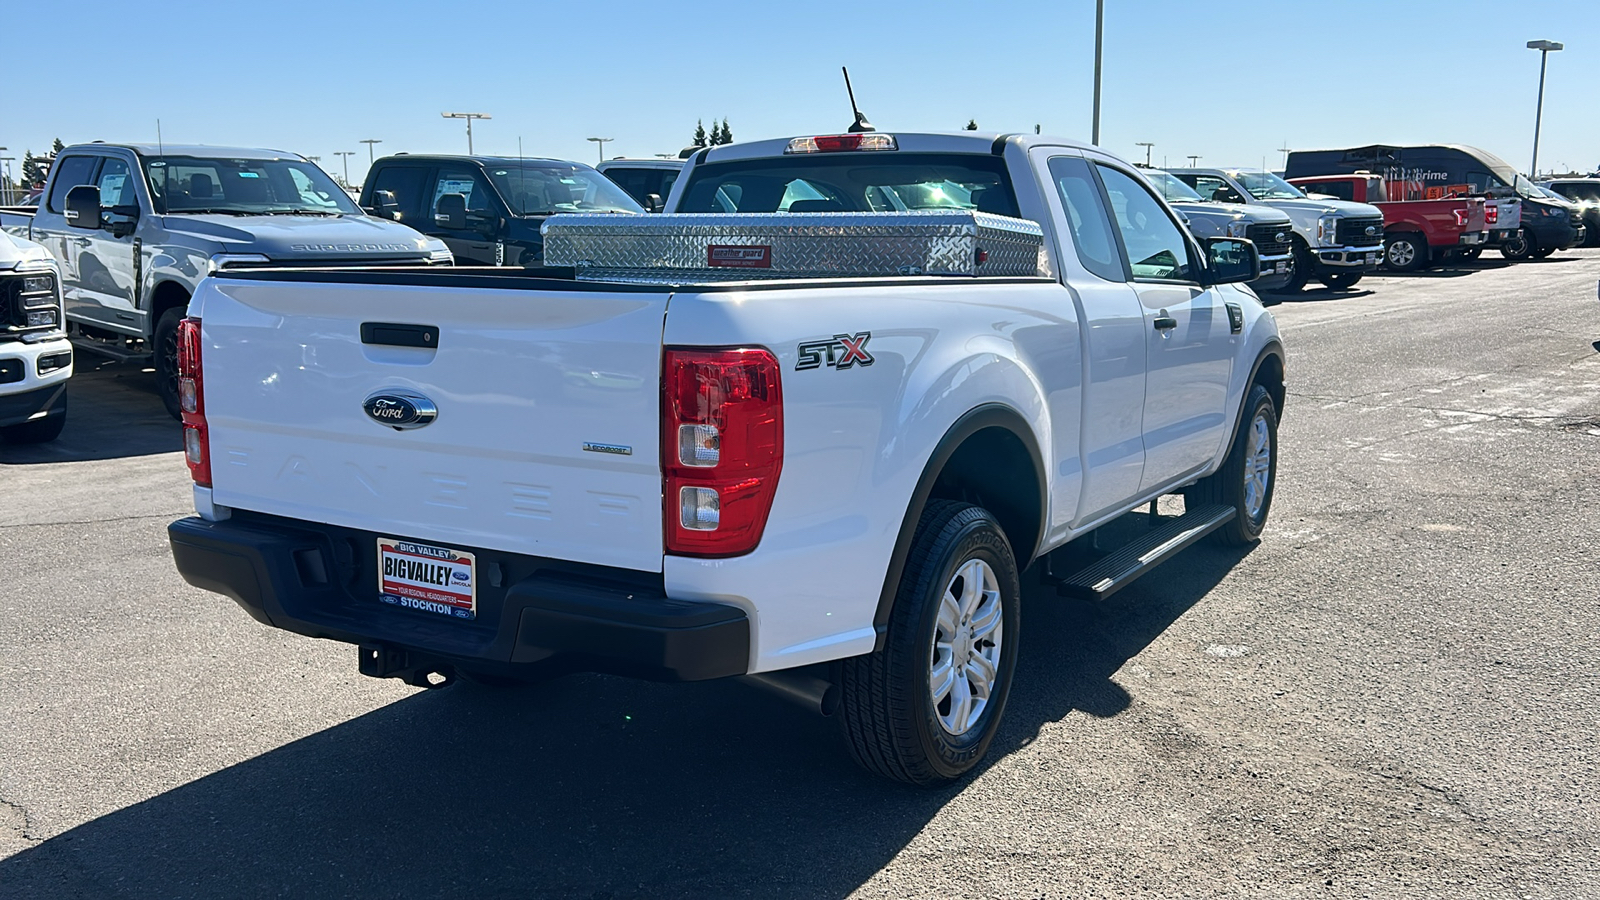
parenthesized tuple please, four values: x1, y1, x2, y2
(1287, 173, 1487, 272)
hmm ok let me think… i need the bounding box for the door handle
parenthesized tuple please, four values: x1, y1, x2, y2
(1153, 312, 1178, 330)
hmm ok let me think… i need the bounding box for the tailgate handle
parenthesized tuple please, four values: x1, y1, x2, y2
(361, 322, 438, 349)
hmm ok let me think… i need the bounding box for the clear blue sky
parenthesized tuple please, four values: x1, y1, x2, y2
(7, 0, 1598, 186)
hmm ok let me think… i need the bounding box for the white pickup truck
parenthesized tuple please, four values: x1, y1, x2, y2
(168, 131, 1286, 784)
(0, 230, 72, 443)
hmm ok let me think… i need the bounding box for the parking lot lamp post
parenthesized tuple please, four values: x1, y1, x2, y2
(1135, 142, 1153, 167)
(442, 112, 491, 155)
(334, 152, 355, 187)
(1186, 155, 1201, 167)
(1527, 40, 1562, 177)
(587, 137, 613, 164)
(360, 139, 382, 165)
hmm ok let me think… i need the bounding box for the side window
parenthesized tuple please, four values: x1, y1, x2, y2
(47, 156, 100, 213)
(1304, 180, 1354, 201)
(1095, 165, 1195, 282)
(368, 166, 428, 222)
(95, 158, 137, 208)
(431, 169, 495, 218)
(1191, 175, 1236, 203)
(1046, 156, 1124, 282)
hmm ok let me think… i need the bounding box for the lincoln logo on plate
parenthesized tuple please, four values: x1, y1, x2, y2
(363, 391, 438, 430)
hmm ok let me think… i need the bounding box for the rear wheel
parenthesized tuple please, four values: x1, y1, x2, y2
(154, 306, 187, 421)
(1383, 233, 1429, 272)
(1186, 384, 1277, 546)
(1500, 230, 1533, 260)
(0, 398, 67, 445)
(838, 501, 1021, 785)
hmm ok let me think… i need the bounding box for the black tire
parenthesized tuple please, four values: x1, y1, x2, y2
(1, 398, 67, 445)
(1275, 240, 1314, 293)
(1530, 245, 1556, 259)
(1186, 384, 1278, 546)
(839, 500, 1021, 785)
(1460, 247, 1483, 260)
(1322, 271, 1363, 290)
(154, 306, 187, 421)
(1383, 233, 1430, 272)
(1500, 230, 1533, 260)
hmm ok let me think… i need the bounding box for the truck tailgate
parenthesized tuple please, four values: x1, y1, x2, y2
(194, 276, 668, 572)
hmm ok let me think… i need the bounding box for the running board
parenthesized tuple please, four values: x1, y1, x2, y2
(70, 336, 151, 363)
(1052, 504, 1236, 601)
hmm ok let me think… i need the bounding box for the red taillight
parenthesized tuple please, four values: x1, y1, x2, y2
(1453, 209, 1469, 226)
(1485, 205, 1498, 225)
(177, 317, 211, 487)
(662, 348, 783, 557)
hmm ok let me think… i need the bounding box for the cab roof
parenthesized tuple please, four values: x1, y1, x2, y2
(78, 143, 304, 160)
(688, 131, 1098, 165)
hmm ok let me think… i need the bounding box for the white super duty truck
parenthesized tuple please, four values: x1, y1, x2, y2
(0, 230, 72, 443)
(168, 132, 1286, 784)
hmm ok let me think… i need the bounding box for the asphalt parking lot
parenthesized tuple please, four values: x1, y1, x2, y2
(3, 254, 1599, 899)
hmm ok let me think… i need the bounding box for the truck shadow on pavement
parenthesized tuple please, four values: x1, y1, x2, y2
(0, 359, 179, 463)
(0, 544, 1251, 899)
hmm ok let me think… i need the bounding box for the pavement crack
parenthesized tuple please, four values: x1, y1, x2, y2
(1286, 390, 1567, 423)
(0, 793, 41, 845)
(0, 511, 187, 531)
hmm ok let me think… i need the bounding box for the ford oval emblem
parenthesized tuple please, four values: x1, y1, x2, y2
(363, 390, 438, 431)
(1275, 231, 1287, 243)
(1365, 225, 1377, 235)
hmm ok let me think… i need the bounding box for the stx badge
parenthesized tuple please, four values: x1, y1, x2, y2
(797, 332, 874, 371)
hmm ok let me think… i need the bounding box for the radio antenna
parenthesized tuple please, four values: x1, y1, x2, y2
(841, 67, 874, 133)
(156, 119, 164, 156)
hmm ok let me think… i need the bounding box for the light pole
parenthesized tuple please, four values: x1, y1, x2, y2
(334, 151, 355, 187)
(442, 112, 491, 154)
(1527, 40, 1563, 177)
(1135, 142, 1153, 167)
(1278, 143, 1292, 169)
(360, 138, 382, 165)
(1091, 0, 1104, 145)
(587, 137, 613, 164)
(0, 156, 12, 205)
(1187, 155, 1201, 167)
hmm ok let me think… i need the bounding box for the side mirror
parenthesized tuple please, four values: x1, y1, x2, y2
(369, 190, 400, 220)
(1203, 237, 1260, 285)
(65, 184, 102, 230)
(645, 193, 665, 213)
(107, 204, 141, 238)
(434, 192, 467, 229)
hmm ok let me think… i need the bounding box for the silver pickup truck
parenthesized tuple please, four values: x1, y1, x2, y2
(1169, 167, 1386, 291)
(0, 143, 452, 417)
(1141, 169, 1296, 300)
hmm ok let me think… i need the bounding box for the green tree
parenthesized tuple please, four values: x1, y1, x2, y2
(51, 138, 65, 155)
(965, 119, 978, 131)
(21, 150, 45, 187)
(693, 120, 708, 148)
(718, 119, 733, 145)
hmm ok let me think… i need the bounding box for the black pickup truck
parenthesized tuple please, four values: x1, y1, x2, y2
(359, 155, 644, 265)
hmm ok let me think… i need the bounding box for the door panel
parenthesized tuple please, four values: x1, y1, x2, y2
(78, 157, 144, 333)
(427, 168, 501, 265)
(1093, 163, 1234, 492)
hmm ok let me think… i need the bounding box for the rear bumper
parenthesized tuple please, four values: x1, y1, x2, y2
(168, 513, 750, 682)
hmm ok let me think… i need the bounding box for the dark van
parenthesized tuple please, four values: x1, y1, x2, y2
(360, 155, 644, 266)
(1285, 144, 1580, 259)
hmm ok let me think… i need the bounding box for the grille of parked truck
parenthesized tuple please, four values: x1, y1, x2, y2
(167, 131, 1286, 784)
(0, 143, 454, 419)
(0, 230, 72, 443)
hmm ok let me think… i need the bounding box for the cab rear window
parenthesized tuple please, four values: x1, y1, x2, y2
(678, 153, 1019, 217)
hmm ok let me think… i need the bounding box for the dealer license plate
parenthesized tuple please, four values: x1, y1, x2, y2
(377, 538, 477, 620)
(1365, 252, 1379, 264)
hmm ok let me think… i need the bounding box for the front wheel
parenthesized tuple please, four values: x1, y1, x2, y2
(154, 306, 187, 421)
(1321, 271, 1363, 290)
(1530, 245, 1557, 259)
(1186, 384, 1278, 546)
(839, 501, 1021, 785)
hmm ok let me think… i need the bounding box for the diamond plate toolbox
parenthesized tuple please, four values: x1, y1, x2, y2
(541, 211, 1046, 282)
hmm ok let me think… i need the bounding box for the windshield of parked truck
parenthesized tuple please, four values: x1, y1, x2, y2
(1144, 171, 1205, 202)
(1552, 182, 1600, 204)
(141, 155, 361, 215)
(677, 153, 1019, 216)
(1232, 170, 1305, 201)
(485, 163, 643, 216)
